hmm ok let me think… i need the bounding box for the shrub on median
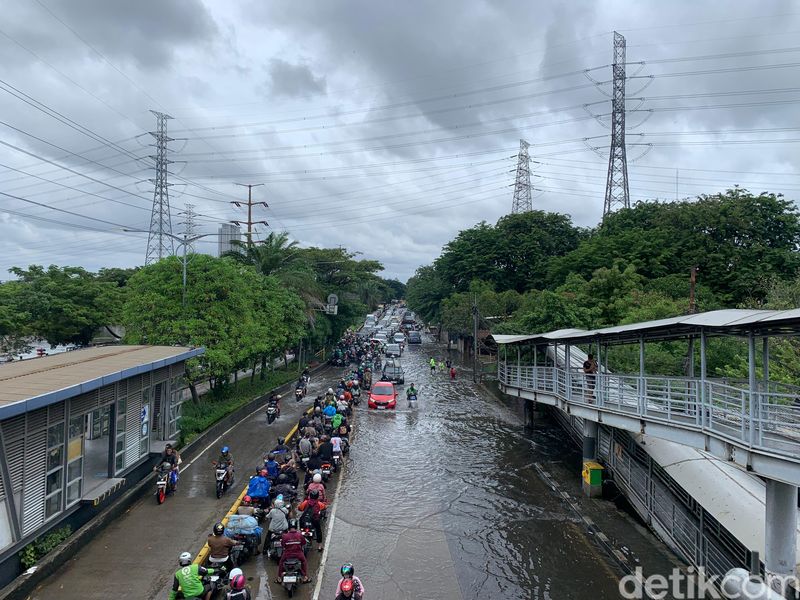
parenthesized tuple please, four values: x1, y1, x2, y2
(19, 525, 72, 570)
(178, 366, 304, 446)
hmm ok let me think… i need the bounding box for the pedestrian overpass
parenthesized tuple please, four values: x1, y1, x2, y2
(492, 308, 800, 587)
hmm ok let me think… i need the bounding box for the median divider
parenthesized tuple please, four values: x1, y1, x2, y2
(193, 405, 314, 566)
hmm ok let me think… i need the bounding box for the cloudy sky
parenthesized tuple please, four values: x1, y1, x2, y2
(1, 0, 799, 281)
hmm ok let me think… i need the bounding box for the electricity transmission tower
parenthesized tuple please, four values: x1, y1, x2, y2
(603, 31, 630, 221)
(232, 183, 268, 247)
(145, 111, 175, 264)
(511, 139, 533, 214)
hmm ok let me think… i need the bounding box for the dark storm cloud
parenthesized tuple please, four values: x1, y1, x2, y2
(267, 59, 327, 98)
(4, 0, 218, 69)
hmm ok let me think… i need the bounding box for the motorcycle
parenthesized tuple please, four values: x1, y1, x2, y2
(229, 534, 249, 567)
(215, 462, 232, 498)
(333, 452, 342, 470)
(266, 531, 283, 561)
(266, 401, 280, 424)
(298, 455, 311, 471)
(407, 393, 418, 408)
(281, 557, 303, 597)
(155, 462, 177, 504)
(320, 462, 333, 480)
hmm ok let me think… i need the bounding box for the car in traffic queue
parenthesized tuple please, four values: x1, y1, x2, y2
(368, 381, 398, 410)
(393, 332, 406, 348)
(382, 359, 405, 384)
(385, 342, 402, 358)
(407, 331, 422, 344)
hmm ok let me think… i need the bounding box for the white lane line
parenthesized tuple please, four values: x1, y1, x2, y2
(311, 465, 345, 600)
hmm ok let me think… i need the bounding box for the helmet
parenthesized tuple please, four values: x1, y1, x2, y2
(179, 551, 192, 566)
(277, 473, 288, 484)
(341, 563, 355, 577)
(341, 579, 354, 594)
(276, 394, 282, 400)
(229, 567, 243, 580)
(328, 387, 334, 394)
(277, 437, 285, 445)
(260, 469, 268, 477)
(288, 518, 298, 529)
(230, 574, 246, 591)
(315, 407, 321, 413)
(221, 446, 229, 454)
(309, 489, 320, 499)
(243, 495, 252, 504)
(267, 453, 275, 461)
(274, 498, 284, 509)
(213, 522, 225, 536)
(339, 395, 345, 401)
(313, 473, 322, 483)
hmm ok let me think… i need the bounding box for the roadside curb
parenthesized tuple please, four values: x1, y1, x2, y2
(0, 363, 328, 600)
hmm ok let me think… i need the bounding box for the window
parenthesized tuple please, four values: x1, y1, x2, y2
(45, 423, 65, 519)
(66, 414, 84, 507)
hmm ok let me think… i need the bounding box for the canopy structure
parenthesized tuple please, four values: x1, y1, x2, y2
(489, 308, 800, 346)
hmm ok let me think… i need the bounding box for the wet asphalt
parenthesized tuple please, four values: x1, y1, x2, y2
(30, 334, 680, 599)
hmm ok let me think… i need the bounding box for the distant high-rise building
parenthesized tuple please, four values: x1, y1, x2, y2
(218, 223, 241, 256)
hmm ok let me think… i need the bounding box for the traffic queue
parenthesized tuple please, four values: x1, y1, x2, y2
(166, 331, 372, 600)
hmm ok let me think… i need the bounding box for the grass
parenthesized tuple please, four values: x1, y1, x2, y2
(178, 366, 302, 446)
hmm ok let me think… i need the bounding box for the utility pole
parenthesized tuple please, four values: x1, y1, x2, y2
(511, 139, 533, 214)
(145, 111, 175, 264)
(472, 295, 480, 383)
(232, 183, 267, 247)
(603, 31, 631, 221)
(177, 204, 196, 308)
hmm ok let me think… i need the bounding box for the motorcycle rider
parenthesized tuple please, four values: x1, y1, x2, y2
(297, 489, 328, 552)
(272, 437, 292, 464)
(264, 453, 281, 481)
(214, 446, 234, 486)
(406, 383, 418, 401)
(207, 522, 236, 569)
(168, 552, 221, 600)
(324, 387, 337, 404)
(331, 410, 344, 431)
(336, 564, 365, 600)
(155, 443, 181, 489)
(298, 433, 313, 461)
(316, 435, 334, 464)
(271, 473, 297, 504)
(276, 519, 311, 584)
(226, 573, 252, 600)
(265, 497, 289, 555)
(306, 472, 327, 502)
(246, 469, 272, 509)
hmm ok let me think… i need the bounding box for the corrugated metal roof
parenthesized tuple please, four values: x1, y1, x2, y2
(0, 345, 204, 417)
(492, 308, 800, 345)
(490, 334, 539, 345)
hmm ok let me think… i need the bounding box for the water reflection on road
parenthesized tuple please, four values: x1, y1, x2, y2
(318, 340, 625, 600)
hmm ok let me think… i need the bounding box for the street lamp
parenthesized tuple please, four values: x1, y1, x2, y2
(122, 229, 219, 306)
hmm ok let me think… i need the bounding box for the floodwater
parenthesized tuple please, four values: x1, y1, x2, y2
(315, 339, 646, 600)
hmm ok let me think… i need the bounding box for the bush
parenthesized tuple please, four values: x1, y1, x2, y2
(19, 525, 72, 570)
(178, 366, 302, 446)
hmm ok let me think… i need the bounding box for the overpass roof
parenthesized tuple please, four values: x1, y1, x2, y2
(0, 345, 204, 418)
(489, 308, 800, 346)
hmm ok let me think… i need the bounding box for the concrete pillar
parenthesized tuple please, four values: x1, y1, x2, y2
(582, 419, 598, 461)
(582, 419, 602, 497)
(765, 479, 798, 592)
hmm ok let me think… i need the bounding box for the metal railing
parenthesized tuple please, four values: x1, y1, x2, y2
(499, 363, 800, 461)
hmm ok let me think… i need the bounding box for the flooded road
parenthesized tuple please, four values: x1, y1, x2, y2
(315, 339, 653, 600)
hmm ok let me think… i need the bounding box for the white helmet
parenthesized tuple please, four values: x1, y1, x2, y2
(328, 387, 334, 394)
(179, 551, 192, 566)
(313, 473, 322, 483)
(276, 394, 282, 400)
(229, 567, 243, 580)
(274, 498, 284, 509)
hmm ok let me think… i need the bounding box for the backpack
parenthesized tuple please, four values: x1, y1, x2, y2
(302, 499, 323, 523)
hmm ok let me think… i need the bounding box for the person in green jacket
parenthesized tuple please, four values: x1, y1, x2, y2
(332, 411, 344, 430)
(168, 552, 222, 600)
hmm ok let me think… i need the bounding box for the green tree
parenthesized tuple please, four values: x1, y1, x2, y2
(0, 282, 32, 359)
(9, 265, 122, 346)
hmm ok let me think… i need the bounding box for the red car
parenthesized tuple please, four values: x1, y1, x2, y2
(368, 381, 397, 410)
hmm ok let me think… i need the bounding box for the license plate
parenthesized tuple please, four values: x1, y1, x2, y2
(377, 406, 386, 410)
(283, 575, 297, 583)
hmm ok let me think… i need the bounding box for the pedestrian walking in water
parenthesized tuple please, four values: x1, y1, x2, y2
(438, 360, 445, 372)
(429, 357, 436, 374)
(450, 366, 456, 381)
(445, 358, 452, 369)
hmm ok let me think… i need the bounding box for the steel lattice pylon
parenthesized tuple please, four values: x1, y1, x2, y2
(511, 139, 532, 214)
(145, 110, 175, 265)
(603, 31, 630, 220)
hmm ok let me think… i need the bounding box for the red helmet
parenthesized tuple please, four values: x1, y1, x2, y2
(243, 495, 252, 504)
(230, 574, 246, 590)
(341, 579, 354, 594)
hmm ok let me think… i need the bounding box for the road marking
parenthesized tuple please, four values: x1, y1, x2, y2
(311, 450, 345, 600)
